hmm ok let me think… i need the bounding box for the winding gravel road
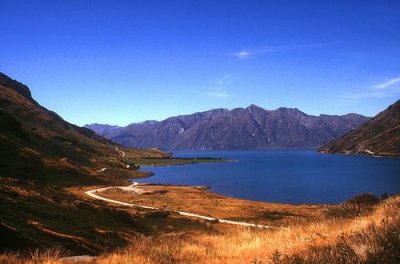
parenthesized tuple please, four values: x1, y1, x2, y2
(86, 184, 286, 229)
(87, 146, 286, 229)
(115, 147, 126, 157)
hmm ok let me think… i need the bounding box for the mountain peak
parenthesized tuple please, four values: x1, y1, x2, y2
(277, 106, 298, 111)
(246, 104, 267, 114)
(276, 107, 304, 115)
(0, 72, 32, 100)
(246, 104, 264, 110)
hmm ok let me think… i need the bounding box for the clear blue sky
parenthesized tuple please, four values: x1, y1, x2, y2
(1, 0, 399, 126)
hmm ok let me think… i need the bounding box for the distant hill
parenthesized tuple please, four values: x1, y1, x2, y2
(86, 104, 370, 150)
(319, 100, 400, 156)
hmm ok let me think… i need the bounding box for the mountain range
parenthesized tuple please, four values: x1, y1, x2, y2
(86, 105, 370, 150)
(0, 71, 398, 257)
(319, 99, 400, 156)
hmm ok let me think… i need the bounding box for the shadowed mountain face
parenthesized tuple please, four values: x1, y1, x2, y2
(86, 104, 370, 150)
(0, 72, 117, 185)
(319, 100, 400, 156)
(0, 72, 164, 185)
(0, 73, 170, 254)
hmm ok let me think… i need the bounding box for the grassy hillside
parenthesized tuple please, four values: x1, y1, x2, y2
(96, 195, 400, 264)
(1, 192, 399, 263)
(0, 73, 174, 254)
(0, 72, 167, 186)
(319, 99, 400, 156)
(0, 178, 215, 255)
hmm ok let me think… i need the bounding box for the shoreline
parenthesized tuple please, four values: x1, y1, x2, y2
(128, 157, 399, 206)
(85, 183, 288, 229)
(106, 148, 400, 208)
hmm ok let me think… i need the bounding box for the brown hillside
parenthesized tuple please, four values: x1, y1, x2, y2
(0, 72, 166, 186)
(319, 100, 400, 156)
(0, 73, 169, 254)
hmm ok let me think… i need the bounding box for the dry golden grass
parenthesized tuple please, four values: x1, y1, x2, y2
(0, 247, 67, 264)
(2, 194, 398, 264)
(88, 195, 400, 264)
(97, 185, 325, 227)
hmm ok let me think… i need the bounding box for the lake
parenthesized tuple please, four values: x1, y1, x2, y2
(136, 150, 400, 204)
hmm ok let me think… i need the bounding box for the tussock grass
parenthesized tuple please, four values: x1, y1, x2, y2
(325, 193, 381, 219)
(3, 195, 398, 263)
(98, 184, 323, 227)
(94, 196, 400, 264)
(0, 247, 67, 264)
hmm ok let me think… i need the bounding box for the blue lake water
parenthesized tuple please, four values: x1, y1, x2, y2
(136, 150, 400, 204)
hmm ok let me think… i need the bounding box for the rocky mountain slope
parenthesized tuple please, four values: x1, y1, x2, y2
(319, 100, 400, 156)
(86, 105, 370, 150)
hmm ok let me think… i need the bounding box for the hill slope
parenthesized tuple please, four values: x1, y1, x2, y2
(319, 100, 400, 156)
(86, 105, 370, 150)
(0, 72, 169, 254)
(0, 72, 165, 185)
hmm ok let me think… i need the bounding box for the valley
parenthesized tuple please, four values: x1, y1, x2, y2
(2, 1, 400, 262)
(0, 72, 399, 263)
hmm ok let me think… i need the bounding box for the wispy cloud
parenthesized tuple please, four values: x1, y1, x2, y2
(340, 76, 400, 103)
(231, 42, 339, 59)
(205, 90, 230, 98)
(374, 76, 400, 89)
(233, 47, 278, 59)
(217, 74, 233, 85)
(341, 90, 399, 101)
(204, 74, 235, 98)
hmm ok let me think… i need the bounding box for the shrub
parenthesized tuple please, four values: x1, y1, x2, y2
(325, 193, 381, 219)
(345, 193, 380, 206)
(144, 210, 170, 219)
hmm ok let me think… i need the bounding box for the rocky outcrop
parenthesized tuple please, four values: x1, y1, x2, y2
(0, 72, 32, 100)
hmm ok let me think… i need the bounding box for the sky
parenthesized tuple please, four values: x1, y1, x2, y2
(1, 0, 400, 126)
